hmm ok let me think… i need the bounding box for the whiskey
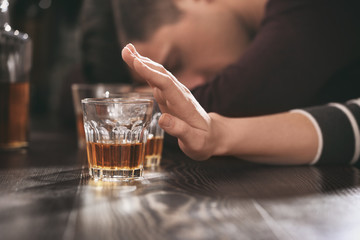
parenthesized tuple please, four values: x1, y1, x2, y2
(86, 141, 145, 170)
(145, 136, 163, 157)
(0, 82, 30, 149)
(0, 0, 32, 150)
(144, 136, 164, 167)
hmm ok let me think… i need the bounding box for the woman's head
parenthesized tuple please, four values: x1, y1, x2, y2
(112, 0, 255, 88)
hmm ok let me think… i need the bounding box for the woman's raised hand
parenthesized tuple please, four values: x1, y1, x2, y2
(122, 43, 218, 160)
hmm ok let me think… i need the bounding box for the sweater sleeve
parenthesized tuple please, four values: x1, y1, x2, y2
(291, 99, 360, 165)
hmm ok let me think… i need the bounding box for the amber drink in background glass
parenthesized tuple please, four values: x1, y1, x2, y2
(0, 82, 30, 149)
(136, 93, 164, 168)
(71, 83, 133, 149)
(82, 98, 153, 181)
(145, 110, 164, 168)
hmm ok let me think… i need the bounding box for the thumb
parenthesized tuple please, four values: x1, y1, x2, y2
(159, 113, 211, 161)
(159, 113, 192, 140)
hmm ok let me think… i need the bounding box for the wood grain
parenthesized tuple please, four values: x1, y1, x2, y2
(0, 130, 360, 240)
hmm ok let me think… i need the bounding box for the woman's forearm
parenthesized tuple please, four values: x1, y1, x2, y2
(210, 112, 318, 165)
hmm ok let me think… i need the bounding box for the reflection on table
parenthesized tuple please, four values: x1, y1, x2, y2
(0, 129, 359, 240)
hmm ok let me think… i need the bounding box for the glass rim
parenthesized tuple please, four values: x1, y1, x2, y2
(71, 83, 133, 91)
(81, 97, 153, 105)
(107, 92, 154, 99)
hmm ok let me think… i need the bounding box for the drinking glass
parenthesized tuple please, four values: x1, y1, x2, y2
(82, 98, 153, 181)
(71, 83, 133, 149)
(0, 1, 32, 150)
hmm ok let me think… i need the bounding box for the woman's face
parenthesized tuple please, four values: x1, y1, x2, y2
(131, 2, 251, 89)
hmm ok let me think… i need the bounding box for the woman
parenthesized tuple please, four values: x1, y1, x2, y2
(122, 44, 360, 165)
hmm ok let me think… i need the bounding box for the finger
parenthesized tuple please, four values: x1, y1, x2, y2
(159, 113, 194, 141)
(131, 56, 187, 100)
(127, 43, 155, 63)
(122, 44, 170, 88)
(123, 49, 169, 90)
(121, 46, 136, 70)
(140, 58, 170, 76)
(159, 113, 210, 161)
(126, 43, 136, 53)
(122, 47, 172, 106)
(125, 44, 168, 75)
(152, 87, 168, 109)
(123, 47, 188, 112)
(134, 58, 196, 116)
(133, 56, 209, 128)
(136, 57, 191, 101)
(124, 44, 189, 95)
(132, 56, 175, 91)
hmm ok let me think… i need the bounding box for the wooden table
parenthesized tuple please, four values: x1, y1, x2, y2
(0, 128, 359, 240)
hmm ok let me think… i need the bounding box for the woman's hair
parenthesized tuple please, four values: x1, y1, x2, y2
(80, 0, 182, 84)
(111, 0, 182, 44)
(80, 0, 132, 84)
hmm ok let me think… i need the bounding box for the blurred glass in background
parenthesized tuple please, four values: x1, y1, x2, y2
(8, 0, 132, 130)
(0, 0, 32, 150)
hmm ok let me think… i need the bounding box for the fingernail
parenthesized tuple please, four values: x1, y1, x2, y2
(160, 114, 172, 128)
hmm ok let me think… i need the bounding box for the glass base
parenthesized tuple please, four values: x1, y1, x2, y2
(89, 167, 143, 181)
(144, 155, 161, 168)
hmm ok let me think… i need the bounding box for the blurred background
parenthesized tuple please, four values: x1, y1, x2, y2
(8, 0, 132, 130)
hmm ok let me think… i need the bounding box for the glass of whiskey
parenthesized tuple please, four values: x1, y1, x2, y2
(82, 98, 153, 181)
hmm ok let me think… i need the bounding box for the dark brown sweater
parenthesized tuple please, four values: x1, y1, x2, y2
(192, 0, 360, 117)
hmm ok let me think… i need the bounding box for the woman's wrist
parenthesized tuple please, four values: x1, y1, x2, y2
(208, 113, 237, 157)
